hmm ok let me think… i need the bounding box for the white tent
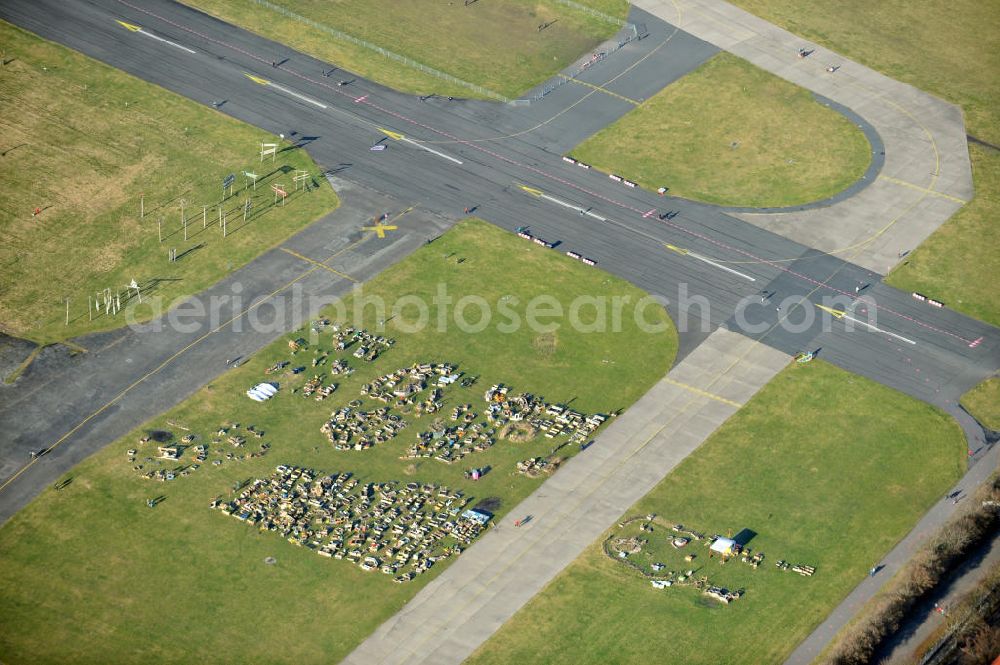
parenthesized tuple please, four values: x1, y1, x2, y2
(710, 537, 737, 556)
(247, 383, 278, 401)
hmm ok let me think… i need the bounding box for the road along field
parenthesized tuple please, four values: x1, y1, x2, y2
(0, 20, 338, 344)
(181, 0, 628, 100)
(571, 52, 872, 207)
(0, 219, 678, 664)
(467, 360, 966, 665)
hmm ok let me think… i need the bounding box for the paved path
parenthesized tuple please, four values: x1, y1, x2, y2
(784, 441, 999, 664)
(346, 328, 789, 664)
(883, 534, 1000, 664)
(633, 0, 973, 275)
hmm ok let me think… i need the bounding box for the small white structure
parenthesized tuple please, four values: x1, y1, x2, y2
(710, 537, 737, 557)
(247, 383, 278, 402)
(437, 374, 460, 386)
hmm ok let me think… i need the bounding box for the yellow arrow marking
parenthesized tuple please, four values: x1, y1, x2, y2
(116, 20, 142, 32)
(244, 73, 270, 86)
(664, 243, 689, 256)
(377, 128, 405, 141)
(814, 303, 845, 319)
(518, 185, 543, 197)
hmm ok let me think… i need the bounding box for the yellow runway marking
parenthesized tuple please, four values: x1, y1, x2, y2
(280, 248, 358, 282)
(0, 234, 369, 497)
(664, 377, 743, 408)
(557, 74, 640, 105)
(244, 73, 270, 86)
(878, 175, 968, 204)
(377, 127, 406, 141)
(814, 303, 845, 319)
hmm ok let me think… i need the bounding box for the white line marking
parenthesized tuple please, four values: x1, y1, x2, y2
(687, 251, 756, 281)
(401, 137, 463, 165)
(269, 82, 328, 109)
(140, 30, 196, 54)
(841, 314, 917, 345)
(540, 193, 579, 211)
(538, 193, 607, 221)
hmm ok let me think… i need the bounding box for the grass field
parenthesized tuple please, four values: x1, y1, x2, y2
(570, 53, 872, 207)
(0, 22, 338, 345)
(0, 219, 677, 664)
(730, 0, 1000, 146)
(961, 376, 1000, 431)
(887, 145, 1000, 327)
(467, 361, 966, 665)
(723, 0, 1000, 327)
(183, 0, 625, 100)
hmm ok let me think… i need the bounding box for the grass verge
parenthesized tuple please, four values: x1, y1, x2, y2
(960, 376, 1000, 431)
(729, 0, 1000, 146)
(887, 145, 1000, 327)
(182, 0, 624, 100)
(570, 52, 872, 207)
(0, 219, 677, 664)
(0, 21, 339, 344)
(467, 360, 966, 665)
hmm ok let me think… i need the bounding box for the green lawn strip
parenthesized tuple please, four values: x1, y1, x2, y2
(562, 0, 631, 18)
(182, 0, 622, 100)
(886, 145, 1000, 327)
(960, 376, 1000, 431)
(571, 53, 871, 207)
(0, 219, 677, 664)
(467, 360, 966, 665)
(725, 0, 1000, 330)
(729, 0, 1000, 145)
(0, 21, 338, 345)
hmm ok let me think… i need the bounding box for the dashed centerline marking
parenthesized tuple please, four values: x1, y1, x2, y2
(377, 126, 463, 165)
(116, 19, 196, 54)
(815, 304, 917, 345)
(664, 243, 756, 282)
(243, 73, 328, 109)
(518, 184, 606, 221)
